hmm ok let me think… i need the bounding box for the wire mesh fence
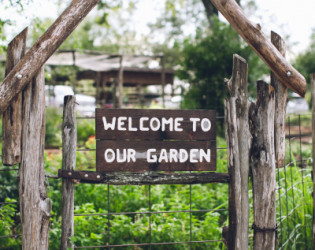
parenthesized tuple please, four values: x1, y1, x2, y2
(0, 112, 314, 249)
(276, 113, 313, 250)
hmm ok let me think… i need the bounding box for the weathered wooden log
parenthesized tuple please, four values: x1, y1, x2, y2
(0, 0, 99, 115)
(311, 74, 315, 248)
(58, 170, 230, 185)
(224, 54, 250, 249)
(19, 66, 51, 249)
(249, 81, 276, 250)
(61, 96, 77, 250)
(271, 31, 287, 168)
(2, 28, 27, 165)
(209, 0, 306, 97)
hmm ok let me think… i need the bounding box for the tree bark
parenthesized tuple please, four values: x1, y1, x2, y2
(58, 170, 230, 185)
(19, 66, 51, 249)
(225, 54, 250, 249)
(201, 0, 241, 27)
(209, 0, 306, 97)
(2, 28, 27, 165)
(249, 81, 276, 250)
(201, 0, 218, 27)
(270, 31, 287, 168)
(0, 0, 99, 115)
(61, 96, 77, 250)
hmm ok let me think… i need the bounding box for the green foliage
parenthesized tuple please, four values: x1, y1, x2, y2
(45, 107, 96, 148)
(177, 17, 267, 116)
(77, 119, 95, 146)
(45, 107, 62, 147)
(295, 32, 315, 83)
(294, 31, 315, 105)
(276, 165, 313, 249)
(0, 198, 21, 249)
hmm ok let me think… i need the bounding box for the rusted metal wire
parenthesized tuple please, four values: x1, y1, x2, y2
(74, 208, 227, 217)
(73, 239, 223, 249)
(0, 234, 22, 239)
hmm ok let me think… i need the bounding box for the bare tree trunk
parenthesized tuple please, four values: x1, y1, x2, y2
(0, 0, 99, 115)
(19, 67, 51, 249)
(249, 81, 276, 250)
(2, 28, 27, 165)
(61, 96, 77, 250)
(201, 0, 218, 27)
(201, 0, 240, 27)
(224, 54, 250, 249)
(270, 31, 287, 168)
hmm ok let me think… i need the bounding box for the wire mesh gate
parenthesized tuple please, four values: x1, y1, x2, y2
(276, 113, 313, 249)
(59, 108, 230, 249)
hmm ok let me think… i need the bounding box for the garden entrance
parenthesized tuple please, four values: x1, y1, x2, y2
(0, 0, 313, 249)
(59, 96, 231, 249)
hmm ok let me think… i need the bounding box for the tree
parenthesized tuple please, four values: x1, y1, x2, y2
(294, 31, 315, 104)
(177, 17, 267, 116)
(295, 31, 315, 84)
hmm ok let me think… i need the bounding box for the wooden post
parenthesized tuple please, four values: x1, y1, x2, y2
(19, 66, 51, 249)
(118, 55, 124, 108)
(249, 81, 276, 250)
(161, 55, 166, 108)
(2, 28, 27, 165)
(209, 0, 306, 97)
(271, 31, 287, 168)
(224, 54, 250, 249)
(95, 72, 101, 106)
(0, 0, 99, 115)
(311, 73, 315, 248)
(71, 51, 78, 95)
(61, 96, 77, 250)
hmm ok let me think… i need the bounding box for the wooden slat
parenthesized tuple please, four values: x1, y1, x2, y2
(249, 81, 276, 249)
(271, 31, 287, 168)
(61, 96, 77, 250)
(2, 28, 27, 165)
(224, 54, 250, 249)
(58, 170, 229, 185)
(19, 67, 51, 249)
(95, 109, 216, 141)
(96, 140, 216, 172)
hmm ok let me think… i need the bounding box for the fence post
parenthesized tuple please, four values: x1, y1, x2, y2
(271, 31, 287, 168)
(224, 54, 250, 249)
(2, 28, 27, 165)
(61, 96, 77, 250)
(19, 66, 51, 249)
(249, 81, 276, 250)
(311, 74, 315, 248)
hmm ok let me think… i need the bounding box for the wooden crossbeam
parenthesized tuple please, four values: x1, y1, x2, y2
(0, 0, 99, 115)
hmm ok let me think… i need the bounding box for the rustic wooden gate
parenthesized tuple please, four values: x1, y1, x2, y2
(59, 96, 231, 249)
(0, 1, 310, 249)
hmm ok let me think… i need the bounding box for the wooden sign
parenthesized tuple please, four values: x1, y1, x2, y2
(96, 109, 216, 172)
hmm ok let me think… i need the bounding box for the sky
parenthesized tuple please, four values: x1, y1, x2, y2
(1, 0, 315, 57)
(254, 0, 315, 56)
